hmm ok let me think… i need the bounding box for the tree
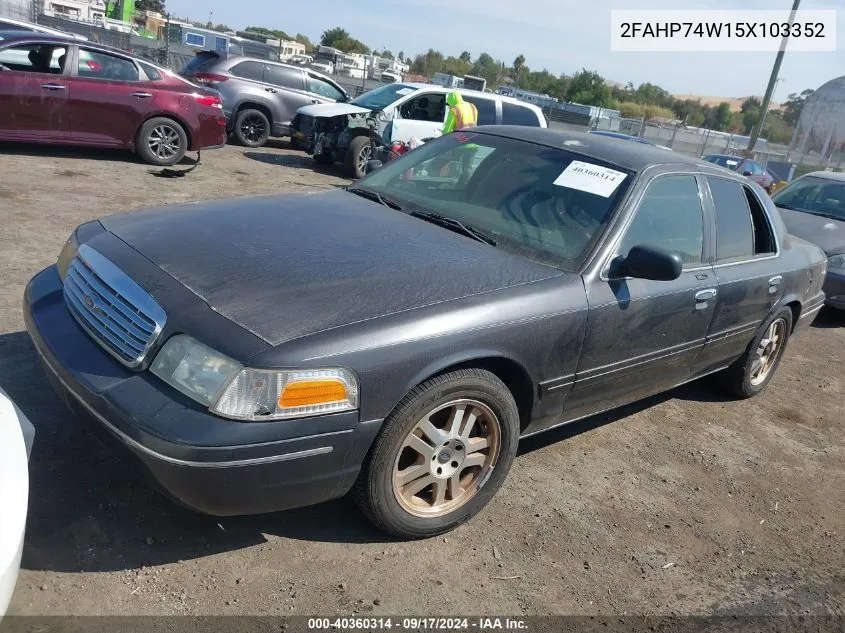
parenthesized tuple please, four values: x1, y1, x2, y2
(397, 51, 405, 61)
(512, 54, 525, 87)
(459, 51, 472, 63)
(294, 33, 314, 52)
(712, 102, 733, 131)
(739, 96, 762, 135)
(781, 88, 814, 127)
(471, 52, 503, 87)
(380, 50, 394, 59)
(565, 69, 612, 107)
(246, 26, 291, 40)
(135, 0, 165, 12)
(320, 26, 369, 53)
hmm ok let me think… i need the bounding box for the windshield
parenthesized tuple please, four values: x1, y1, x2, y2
(771, 175, 845, 221)
(351, 83, 418, 110)
(356, 132, 634, 270)
(703, 155, 740, 169)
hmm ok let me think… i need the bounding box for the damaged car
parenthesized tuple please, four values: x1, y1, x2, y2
(290, 83, 547, 178)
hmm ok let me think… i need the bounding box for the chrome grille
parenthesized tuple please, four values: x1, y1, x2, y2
(63, 244, 166, 369)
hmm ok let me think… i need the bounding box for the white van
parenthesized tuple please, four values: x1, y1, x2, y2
(291, 83, 547, 178)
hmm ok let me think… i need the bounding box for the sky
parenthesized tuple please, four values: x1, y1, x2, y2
(165, 0, 843, 99)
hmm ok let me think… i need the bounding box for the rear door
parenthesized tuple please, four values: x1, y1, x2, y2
(64, 47, 153, 146)
(502, 101, 544, 127)
(696, 175, 781, 372)
(0, 40, 70, 141)
(463, 94, 498, 125)
(262, 64, 309, 131)
(389, 90, 447, 143)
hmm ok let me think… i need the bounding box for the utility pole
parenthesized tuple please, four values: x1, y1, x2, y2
(746, 0, 801, 156)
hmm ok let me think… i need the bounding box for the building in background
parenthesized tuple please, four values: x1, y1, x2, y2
(41, 0, 106, 22)
(790, 76, 845, 167)
(0, 0, 34, 19)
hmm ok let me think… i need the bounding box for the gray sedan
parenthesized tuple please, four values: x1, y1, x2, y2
(24, 128, 827, 539)
(773, 171, 845, 311)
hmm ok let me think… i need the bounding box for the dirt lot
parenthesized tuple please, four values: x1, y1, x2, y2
(0, 141, 843, 619)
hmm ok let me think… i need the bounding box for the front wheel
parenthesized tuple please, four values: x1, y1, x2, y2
(719, 306, 793, 398)
(345, 135, 373, 179)
(136, 117, 187, 166)
(353, 369, 520, 539)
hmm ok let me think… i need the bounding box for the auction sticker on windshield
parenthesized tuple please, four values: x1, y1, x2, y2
(554, 161, 627, 197)
(395, 88, 414, 95)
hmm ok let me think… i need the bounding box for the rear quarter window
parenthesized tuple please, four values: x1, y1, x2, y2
(139, 61, 162, 81)
(502, 102, 541, 127)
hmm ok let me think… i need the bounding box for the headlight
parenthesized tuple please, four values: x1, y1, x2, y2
(212, 367, 358, 421)
(56, 231, 79, 280)
(150, 335, 242, 407)
(828, 254, 845, 272)
(150, 335, 359, 421)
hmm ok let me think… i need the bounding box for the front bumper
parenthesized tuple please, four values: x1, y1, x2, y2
(823, 270, 845, 311)
(24, 265, 382, 516)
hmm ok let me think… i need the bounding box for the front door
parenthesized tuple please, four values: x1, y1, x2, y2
(0, 41, 70, 141)
(65, 47, 153, 147)
(388, 92, 448, 143)
(696, 175, 781, 372)
(566, 174, 717, 418)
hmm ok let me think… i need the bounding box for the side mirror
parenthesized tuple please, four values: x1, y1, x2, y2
(742, 170, 753, 177)
(365, 160, 383, 174)
(619, 245, 683, 281)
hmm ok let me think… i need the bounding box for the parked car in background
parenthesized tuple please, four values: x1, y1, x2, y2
(0, 16, 87, 40)
(0, 33, 226, 166)
(0, 386, 34, 618)
(25, 129, 826, 539)
(703, 154, 775, 193)
(181, 51, 349, 148)
(291, 83, 547, 177)
(381, 69, 401, 83)
(773, 171, 845, 312)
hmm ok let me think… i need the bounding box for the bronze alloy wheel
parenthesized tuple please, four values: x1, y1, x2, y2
(749, 317, 787, 386)
(392, 399, 501, 518)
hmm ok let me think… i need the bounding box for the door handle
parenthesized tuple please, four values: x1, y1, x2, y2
(264, 87, 277, 93)
(41, 83, 66, 91)
(310, 99, 320, 104)
(768, 275, 783, 295)
(695, 289, 717, 309)
(131, 91, 153, 98)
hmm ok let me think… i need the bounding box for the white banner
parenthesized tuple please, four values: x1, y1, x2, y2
(610, 10, 837, 52)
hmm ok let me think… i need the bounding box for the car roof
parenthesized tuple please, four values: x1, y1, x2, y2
(216, 52, 338, 83)
(0, 31, 137, 57)
(472, 126, 735, 174)
(801, 170, 845, 182)
(590, 130, 655, 144)
(398, 82, 544, 111)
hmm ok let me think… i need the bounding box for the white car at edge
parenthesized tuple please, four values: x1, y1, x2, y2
(0, 386, 34, 618)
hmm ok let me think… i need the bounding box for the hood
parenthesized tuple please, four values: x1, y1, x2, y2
(777, 207, 845, 254)
(297, 102, 372, 118)
(101, 190, 562, 346)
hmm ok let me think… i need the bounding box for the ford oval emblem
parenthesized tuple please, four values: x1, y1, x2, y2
(84, 294, 95, 309)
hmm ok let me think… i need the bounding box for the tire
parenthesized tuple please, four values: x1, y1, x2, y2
(353, 369, 520, 539)
(719, 306, 793, 398)
(345, 135, 373, 179)
(234, 108, 270, 148)
(136, 117, 187, 167)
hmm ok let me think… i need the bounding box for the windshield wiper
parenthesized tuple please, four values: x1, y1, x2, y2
(806, 211, 844, 222)
(774, 202, 797, 210)
(410, 211, 497, 246)
(346, 187, 402, 210)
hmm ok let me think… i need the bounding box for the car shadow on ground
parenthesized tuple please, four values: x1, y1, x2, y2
(0, 142, 199, 166)
(0, 328, 739, 574)
(242, 149, 347, 178)
(810, 307, 843, 329)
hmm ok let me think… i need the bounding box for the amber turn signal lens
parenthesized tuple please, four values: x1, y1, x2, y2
(278, 380, 348, 408)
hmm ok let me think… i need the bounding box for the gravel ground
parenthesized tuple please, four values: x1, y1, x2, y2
(0, 141, 843, 619)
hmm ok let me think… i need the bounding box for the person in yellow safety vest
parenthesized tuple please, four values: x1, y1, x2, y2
(443, 91, 478, 135)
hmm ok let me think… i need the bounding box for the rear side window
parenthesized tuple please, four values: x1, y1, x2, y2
(78, 49, 139, 81)
(182, 52, 220, 74)
(263, 64, 303, 89)
(230, 60, 264, 81)
(502, 102, 541, 127)
(463, 96, 497, 125)
(709, 177, 754, 261)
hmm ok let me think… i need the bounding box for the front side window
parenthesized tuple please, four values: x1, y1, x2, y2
(0, 43, 67, 74)
(399, 93, 446, 122)
(617, 175, 704, 266)
(502, 102, 542, 127)
(307, 74, 344, 101)
(78, 49, 139, 81)
(356, 133, 634, 269)
(771, 175, 845, 222)
(709, 176, 755, 261)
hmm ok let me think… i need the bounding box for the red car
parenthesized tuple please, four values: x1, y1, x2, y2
(702, 154, 775, 193)
(0, 32, 226, 165)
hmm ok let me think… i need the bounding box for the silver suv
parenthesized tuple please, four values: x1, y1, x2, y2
(182, 51, 349, 148)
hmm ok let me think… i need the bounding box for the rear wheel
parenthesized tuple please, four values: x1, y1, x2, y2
(234, 108, 270, 148)
(136, 117, 187, 166)
(345, 135, 373, 179)
(353, 369, 520, 539)
(719, 306, 793, 398)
